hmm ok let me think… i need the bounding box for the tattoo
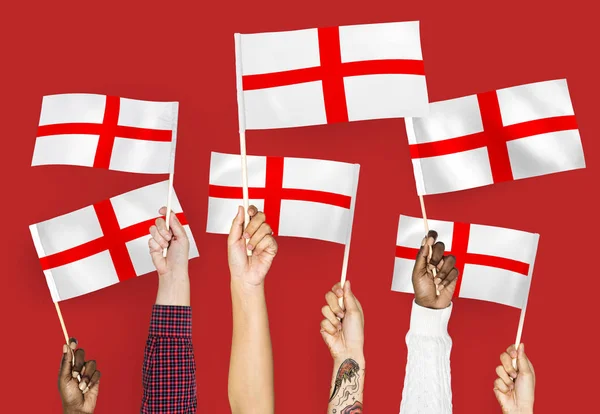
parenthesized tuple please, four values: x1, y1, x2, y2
(341, 401, 363, 414)
(329, 359, 360, 402)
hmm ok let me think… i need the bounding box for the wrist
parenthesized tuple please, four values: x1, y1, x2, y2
(230, 276, 265, 294)
(155, 272, 190, 306)
(334, 353, 365, 367)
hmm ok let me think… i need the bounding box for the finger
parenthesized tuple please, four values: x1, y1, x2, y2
(161, 207, 187, 240)
(253, 234, 278, 256)
(244, 211, 266, 239)
(517, 343, 534, 375)
(414, 231, 437, 275)
(72, 348, 85, 379)
(79, 360, 97, 391)
(83, 370, 101, 395)
(321, 305, 341, 329)
(320, 319, 338, 336)
(435, 255, 456, 285)
(154, 217, 172, 243)
(247, 205, 258, 218)
(437, 268, 459, 292)
(500, 351, 518, 379)
(227, 206, 245, 246)
(325, 291, 345, 319)
(149, 225, 169, 249)
(148, 238, 166, 269)
(506, 344, 518, 359)
(331, 283, 344, 298)
(430, 241, 445, 266)
(342, 281, 361, 315)
(59, 343, 74, 384)
(495, 365, 514, 390)
(69, 337, 78, 351)
(494, 377, 511, 394)
(247, 222, 273, 251)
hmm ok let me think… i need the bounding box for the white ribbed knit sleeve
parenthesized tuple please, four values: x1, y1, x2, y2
(399, 301, 453, 414)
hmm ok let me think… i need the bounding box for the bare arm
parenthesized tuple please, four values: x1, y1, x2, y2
(227, 206, 278, 414)
(321, 282, 365, 414)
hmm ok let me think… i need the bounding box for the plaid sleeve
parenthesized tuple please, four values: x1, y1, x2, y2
(141, 305, 197, 413)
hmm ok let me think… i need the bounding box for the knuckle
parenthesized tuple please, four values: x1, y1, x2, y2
(321, 305, 330, 315)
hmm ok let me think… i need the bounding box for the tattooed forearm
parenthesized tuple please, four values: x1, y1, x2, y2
(328, 358, 364, 414)
(329, 359, 360, 402)
(341, 400, 363, 414)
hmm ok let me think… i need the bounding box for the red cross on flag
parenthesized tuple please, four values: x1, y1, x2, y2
(235, 21, 428, 130)
(29, 181, 199, 302)
(32, 93, 178, 173)
(206, 152, 359, 244)
(406, 79, 585, 195)
(391, 215, 539, 308)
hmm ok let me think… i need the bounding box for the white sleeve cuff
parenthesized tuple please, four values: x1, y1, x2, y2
(409, 300, 452, 337)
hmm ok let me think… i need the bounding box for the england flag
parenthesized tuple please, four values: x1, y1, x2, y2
(206, 152, 359, 245)
(392, 215, 539, 308)
(235, 21, 429, 129)
(29, 181, 199, 302)
(406, 79, 585, 195)
(32, 93, 178, 174)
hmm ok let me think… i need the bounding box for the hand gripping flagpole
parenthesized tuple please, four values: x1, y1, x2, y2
(512, 234, 539, 369)
(54, 302, 81, 381)
(418, 195, 440, 296)
(163, 102, 179, 258)
(234, 33, 252, 257)
(339, 165, 360, 307)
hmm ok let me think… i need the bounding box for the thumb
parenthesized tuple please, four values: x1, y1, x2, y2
(59, 344, 73, 384)
(517, 343, 533, 375)
(342, 281, 360, 313)
(228, 206, 244, 246)
(414, 231, 436, 278)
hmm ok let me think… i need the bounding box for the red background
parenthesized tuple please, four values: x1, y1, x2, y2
(1, 1, 598, 412)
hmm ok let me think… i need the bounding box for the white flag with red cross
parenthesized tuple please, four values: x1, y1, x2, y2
(206, 152, 360, 244)
(32, 93, 178, 173)
(235, 21, 428, 130)
(406, 79, 585, 195)
(29, 181, 199, 302)
(392, 215, 539, 308)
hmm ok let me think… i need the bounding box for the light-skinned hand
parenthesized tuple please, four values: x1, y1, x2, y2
(228, 205, 278, 287)
(149, 207, 191, 306)
(494, 343, 535, 414)
(320, 281, 364, 363)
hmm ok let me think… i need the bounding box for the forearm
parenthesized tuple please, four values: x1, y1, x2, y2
(155, 272, 190, 306)
(328, 354, 365, 413)
(228, 279, 274, 414)
(400, 301, 453, 414)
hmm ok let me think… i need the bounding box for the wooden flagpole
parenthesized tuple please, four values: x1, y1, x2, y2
(163, 102, 179, 258)
(512, 234, 539, 369)
(54, 302, 81, 381)
(419, 195, 439, 295)
(235, 33, 252, 257)
(339, 165, 360, 307)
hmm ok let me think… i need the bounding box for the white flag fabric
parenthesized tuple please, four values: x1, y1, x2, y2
(391, 215, 539, 309)
(235, 21, 429, 130)
(32, 93, 178, 174)
(206, 152, 359, 244)
(29, 181, 199, 302)
(406, 79, 585, 195)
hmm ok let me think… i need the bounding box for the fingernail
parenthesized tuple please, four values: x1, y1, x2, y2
(72, 371, 79, 379)
(79, 381, 87, 391)
(336, 312, 344, 319)
(434, 278, 441, 285)
(438, 284, 445, 290)
(509, 383, 514, 390)
(243, 232, 250, 239)
(336, 289, 343, 297)
(510, 371, 517, 379)
(81, 366, 86, 376)
(63, 344, 68, 354)
(82, 386, 90, 394)
(247, 244, 254, 251)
